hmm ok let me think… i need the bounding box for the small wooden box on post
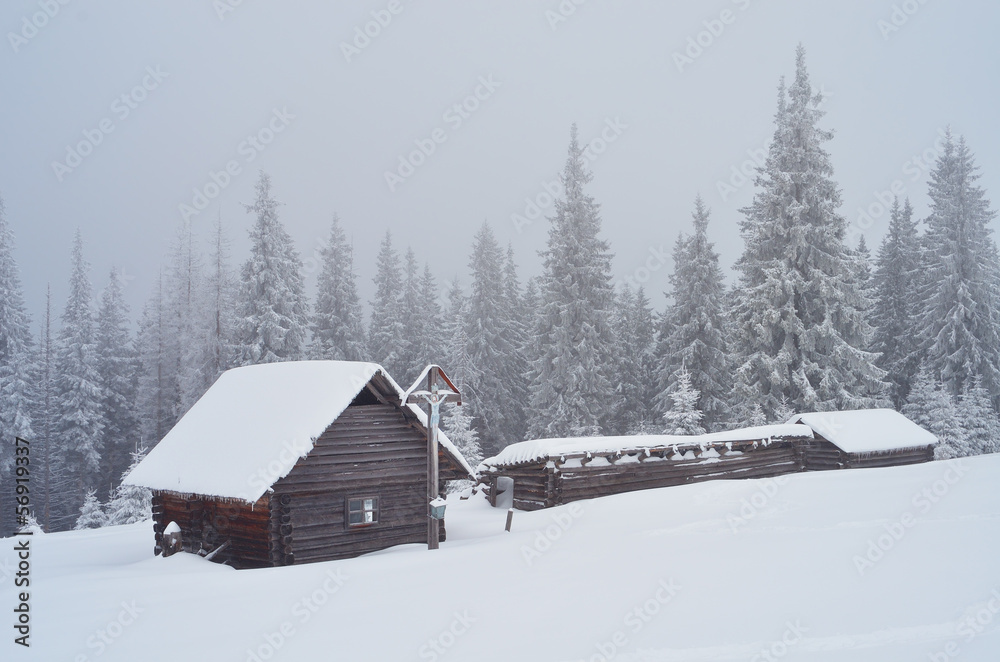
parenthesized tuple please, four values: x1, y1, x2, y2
(402, 365, 462, 550)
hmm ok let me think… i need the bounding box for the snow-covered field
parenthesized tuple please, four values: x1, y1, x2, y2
(4, 454, 1000, 662)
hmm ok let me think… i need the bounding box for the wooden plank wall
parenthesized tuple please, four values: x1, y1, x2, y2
(151, 492, 272, 569)
(486, 441, 805, 510)
(800, 437, 935, 470)
(270, 403, 446, 565)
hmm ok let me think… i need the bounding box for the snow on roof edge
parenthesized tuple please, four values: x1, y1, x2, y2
(480, 424, 814, 470)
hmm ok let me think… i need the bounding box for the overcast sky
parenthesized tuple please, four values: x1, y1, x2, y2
(3, 0, 998, 325)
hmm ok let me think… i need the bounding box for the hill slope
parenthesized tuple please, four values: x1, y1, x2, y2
(3, 455, 999, 661)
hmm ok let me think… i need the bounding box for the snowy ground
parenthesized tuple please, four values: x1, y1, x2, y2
(3, 454, 1000, 662)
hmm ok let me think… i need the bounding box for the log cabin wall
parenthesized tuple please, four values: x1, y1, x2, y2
(800, 436, 935, 471)
(269, 402, 450, 566)
(485, 439, 807, 510)
(151, 492, 271, 569)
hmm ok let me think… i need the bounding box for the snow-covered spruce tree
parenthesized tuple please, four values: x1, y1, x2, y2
(233, 172, 310, 366)
(655, 196, 730, 430)
(500, 244, 530, 444)
(0, 197, 34, 537)
(610, 285, 657, 435)
(368, 231, 405, 377)
(105, 448, 151, 526)
(957, 376, 1000, 455)
(136, 272, 180, 447)
(730, 47, 887, 419)
(527, 124, 617, 439)
(54, 231, 105, 517)
(854, 235, 875, 332)
(914, 132, 1000, 403)
(95, 268, 141, 502)
(465, 223, 527, 455)
(394, 249, 423, 385)
(902, 365, 968, 460)
(74, 489, 107, 530)
(772, 396, 796, 424)
(443, 402, 482, 493)
(310, 214, 366, 362)
(662, 368, 706, 436)
(442, 278, 470, 387)
(871, 198, 922, 407)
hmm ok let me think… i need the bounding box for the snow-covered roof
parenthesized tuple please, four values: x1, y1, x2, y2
(480, 424, 814, 469)
(124, 361, 475, 502)
(789, 409, 937, 454)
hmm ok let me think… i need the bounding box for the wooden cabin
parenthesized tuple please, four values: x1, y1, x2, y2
(479, 425, 815, 511)
(790, 409, 937, 470)
(123, 361, 474, 569)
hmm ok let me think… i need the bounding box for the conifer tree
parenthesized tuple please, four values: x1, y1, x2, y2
(368, 231, 405, 377)
(902, 366, 968, 459)
(136, 272, 179, 446)
(466, 223, 526, 454)
(206, 214, 237, 379)
(957, 376, 1000, 455)
(95, 268, 140, 501)
(731, 46, 886, 419)
(234, 172, 309, 366)
(611, 285, 657, 434)
(0, 197, 34, 536)
(54, 231, 104, 514)
(74, 490, 107, 530)
(527, 125, 616, 439)
(106, 448, 152, 525)
(872, 198, 922, 407)
(662, 368, 706, 435)
(915, 133, 1000, 402)
(656, 197, 730, 429)
(310, 214, 366, 361)
(443, 403, 482, 493)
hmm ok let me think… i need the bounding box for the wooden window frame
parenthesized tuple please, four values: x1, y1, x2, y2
(347, 495, 379, 528)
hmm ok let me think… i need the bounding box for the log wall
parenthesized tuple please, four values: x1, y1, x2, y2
(151, 492, 271, 569)
(801, 437, 934, 470)
(270, 403, 448, 565)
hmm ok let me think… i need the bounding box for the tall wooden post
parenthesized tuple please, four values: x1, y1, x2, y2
(426, 367, 440, 550)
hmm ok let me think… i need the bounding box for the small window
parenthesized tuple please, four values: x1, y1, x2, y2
(348, 496, 379, 527)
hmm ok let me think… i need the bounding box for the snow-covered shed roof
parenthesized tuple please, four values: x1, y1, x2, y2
(124, 361, 475, 502)
(480, 424, 814, 469)
(789, 409, 937, 454)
